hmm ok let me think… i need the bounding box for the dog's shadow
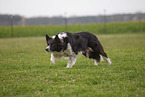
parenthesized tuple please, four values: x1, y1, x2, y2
(48, 57, 109, 69)
(48, 63, 107, 69)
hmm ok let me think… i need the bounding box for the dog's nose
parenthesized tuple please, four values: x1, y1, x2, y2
(45, 48, 48, 51)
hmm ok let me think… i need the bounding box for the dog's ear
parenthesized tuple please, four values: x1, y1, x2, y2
(55, 35, 64, 43)
(46, 34, 51, 44)
(46, 34, 51, 40)
(55, 35, 60, 42)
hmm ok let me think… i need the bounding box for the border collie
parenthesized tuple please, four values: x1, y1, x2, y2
(45, 32, 111, 68)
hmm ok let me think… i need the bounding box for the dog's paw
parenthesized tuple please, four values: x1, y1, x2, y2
(66, 65, 72, 68)
(108, 61, 112, 65)
(106, 58, 111, 65)
(50, 58, 55, 64)
(94, 60, 98, 66)
(50, 59, 55, 64)
(51, 61, 55, 64)
(100, 55, 104, 62)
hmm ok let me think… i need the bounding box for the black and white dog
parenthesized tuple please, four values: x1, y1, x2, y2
(45, 32, 111, 68)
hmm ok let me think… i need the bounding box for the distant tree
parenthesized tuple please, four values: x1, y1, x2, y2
(0, 13, 145, 26)
(0, 14, 22, 26)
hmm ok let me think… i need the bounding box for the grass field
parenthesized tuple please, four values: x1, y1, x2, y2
(0, 33, 145, 97)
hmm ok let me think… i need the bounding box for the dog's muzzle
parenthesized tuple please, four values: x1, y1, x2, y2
(45, 46, 50, 52)
(45, 48, 49, 52)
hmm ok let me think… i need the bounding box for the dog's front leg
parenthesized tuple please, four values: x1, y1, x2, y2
(50, 53, 55, 64)
(66, 56, 77, 68)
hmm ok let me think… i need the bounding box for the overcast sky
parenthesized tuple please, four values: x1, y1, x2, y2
(0, 0, 145, 17)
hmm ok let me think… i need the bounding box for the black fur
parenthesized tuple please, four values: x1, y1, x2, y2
(68, 32, 108, 62)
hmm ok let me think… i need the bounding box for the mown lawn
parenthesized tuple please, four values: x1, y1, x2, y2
(0, 33, 145, 97)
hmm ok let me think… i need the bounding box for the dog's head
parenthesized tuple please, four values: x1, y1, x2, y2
(45, 34, 68, 52)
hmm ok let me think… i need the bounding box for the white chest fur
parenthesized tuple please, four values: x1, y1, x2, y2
(51, 43, 75, 60)
(50, 43, 77, 68)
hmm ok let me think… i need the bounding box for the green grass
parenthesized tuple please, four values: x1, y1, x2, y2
(0, 21, 145, 38)
(0, 33, 145, 97)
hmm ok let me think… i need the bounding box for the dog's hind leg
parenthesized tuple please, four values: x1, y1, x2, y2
(100, 52, 111, 65)
(85, 47, 93, 58)
(89, 42, 111, 65)
(94, 55, 104, 65)
(99, 55, 104, 62)
(93, 53, 100, 66)
(104, 57, 111, 65)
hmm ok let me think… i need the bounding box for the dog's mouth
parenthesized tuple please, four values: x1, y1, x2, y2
(45, 48, 50, 52)
(45, 46, 51, 52)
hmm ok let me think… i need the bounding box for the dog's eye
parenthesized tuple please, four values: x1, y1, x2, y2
(51, 44, 55, 47)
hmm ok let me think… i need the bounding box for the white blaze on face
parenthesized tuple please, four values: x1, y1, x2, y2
(46, 46, 50, 51)
(46, 46, 50, 49)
